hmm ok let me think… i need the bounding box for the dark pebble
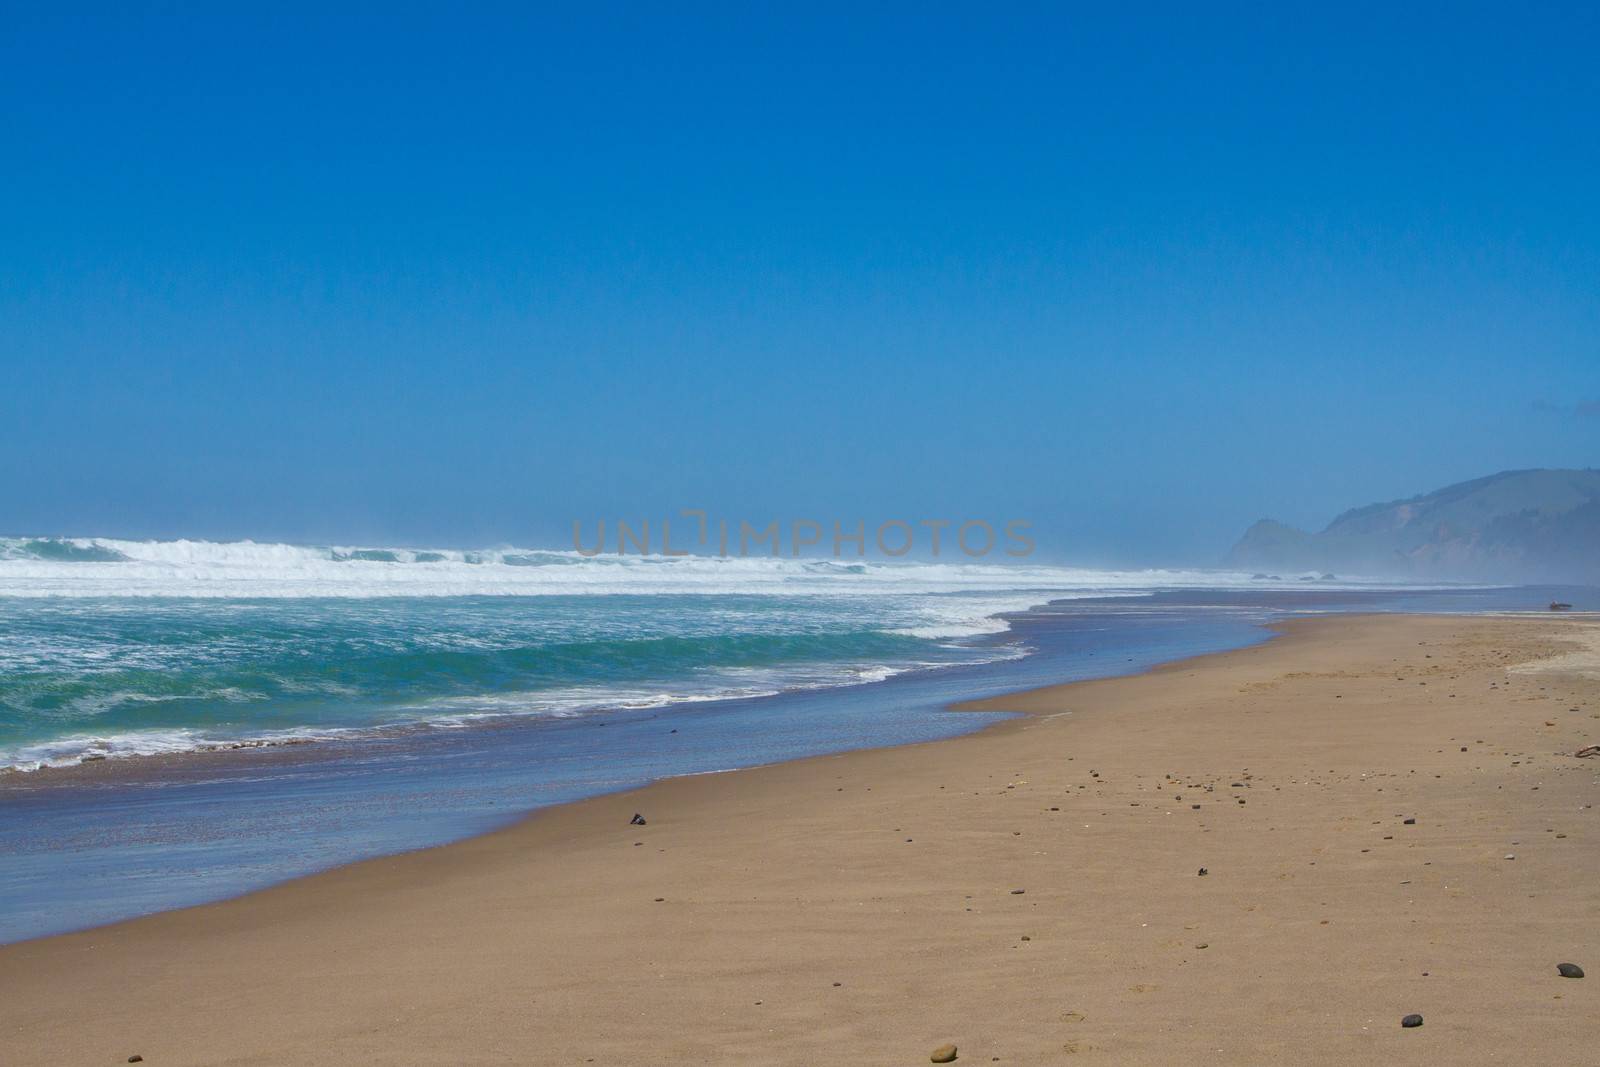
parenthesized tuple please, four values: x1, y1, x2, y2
(1010, 888, 1025, 895)
(1197, 867, 1208, 876)
(1401, 1013, 1423, 1028)
(630, 813, 647, 826)
(1557, 963, 1585, 978)
(128, 1059, 143, 1065)
(1403, 818, 1416, 825)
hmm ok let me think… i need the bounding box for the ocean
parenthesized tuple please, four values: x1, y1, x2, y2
(0, 536, 1578, 943)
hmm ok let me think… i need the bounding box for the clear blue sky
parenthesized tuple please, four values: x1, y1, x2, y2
(4, 4, 1597, 563)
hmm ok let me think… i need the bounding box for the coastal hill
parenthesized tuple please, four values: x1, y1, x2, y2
(1227, 468, 1600, 581)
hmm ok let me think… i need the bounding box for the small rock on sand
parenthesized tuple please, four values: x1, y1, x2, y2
(1010, 888, 1025, 895)
(1401, 1014, 1424, 1028)
(1557, 963, 1585, 978)
(629, 813, 647, 825)
(128, 1058, 143, 1064)
(1197, 867, 1208, 876)
(931, 1044, 959, 1063)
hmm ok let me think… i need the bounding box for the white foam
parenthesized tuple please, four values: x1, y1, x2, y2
(0, 537, 1461, 774)
(0, 726, 345, 772)
(0, 658, 973, 772)
(0, 536, 1415, 602)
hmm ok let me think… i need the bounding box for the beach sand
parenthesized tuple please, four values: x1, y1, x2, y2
(3, 613, 1598, 1064)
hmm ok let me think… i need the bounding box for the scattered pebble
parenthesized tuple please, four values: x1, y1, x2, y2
(629, 813, 647, 826)
(931, 1043, 959, 1062)
(1010, 888, 1025, 895)
(1197, 867, 1209, 876)
(1401, 1013, 1424, 1028)
(1557, 963, 1584, 979)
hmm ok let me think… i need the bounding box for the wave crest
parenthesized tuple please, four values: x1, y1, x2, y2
(0, 535, 1348, 599)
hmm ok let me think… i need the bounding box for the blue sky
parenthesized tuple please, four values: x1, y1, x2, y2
(3, 4, 1597, 563)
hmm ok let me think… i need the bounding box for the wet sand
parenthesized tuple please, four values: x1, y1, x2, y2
(3, 613, 1598, 1064)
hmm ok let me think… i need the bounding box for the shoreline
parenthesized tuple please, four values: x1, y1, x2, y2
(4, 612, 1598, 1063)
(3, 583, 1552, 784)
(0, 597, 1287, 944)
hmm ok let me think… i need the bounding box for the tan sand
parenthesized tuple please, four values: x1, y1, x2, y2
(3, 614, 1598, 1064)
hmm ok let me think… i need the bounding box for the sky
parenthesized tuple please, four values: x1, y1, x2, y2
(3, 4, 1598, 564)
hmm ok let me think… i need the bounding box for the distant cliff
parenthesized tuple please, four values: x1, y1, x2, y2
(1227, 469, 1600, 582)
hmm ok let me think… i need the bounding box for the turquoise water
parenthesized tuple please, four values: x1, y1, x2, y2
(1, 596, 1292, 942)
(0, 596, 1004, 769)
(0, 537, 1417, 772)
(5, 538, 1562, 944)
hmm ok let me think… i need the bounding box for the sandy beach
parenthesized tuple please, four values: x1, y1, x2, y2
(3, 612, 1598, 1065)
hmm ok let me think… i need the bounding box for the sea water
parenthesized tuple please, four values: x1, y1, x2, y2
(0, 536, 1576, 942)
